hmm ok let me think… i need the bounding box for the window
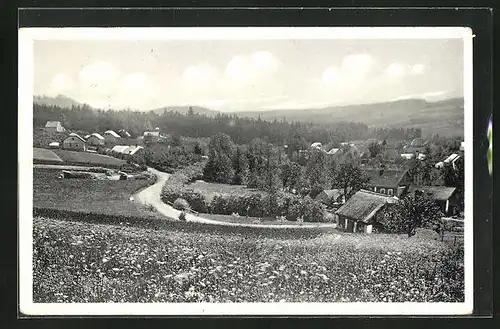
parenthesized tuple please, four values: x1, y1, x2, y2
(380, 188, 386, 194)
(388, 189, 394, 195)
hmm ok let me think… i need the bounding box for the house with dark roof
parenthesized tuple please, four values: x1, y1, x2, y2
(335, 189, 398, 233)
(62, 133, 86, 151)
(361, 167, 412, 197)
(44, 121, 65, 134)
(314, 189, 345, 207)
(408, 185, 459, 216)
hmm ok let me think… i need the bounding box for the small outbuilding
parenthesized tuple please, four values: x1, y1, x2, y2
(335, 189, 398, 233)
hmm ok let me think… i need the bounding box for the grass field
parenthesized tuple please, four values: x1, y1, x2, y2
(33, 148, 63, 163)
(187, 180, 262, 201)
(33, 216, 464, 303)
(33, 148, 126, 168)
(33, 168, 157, 218)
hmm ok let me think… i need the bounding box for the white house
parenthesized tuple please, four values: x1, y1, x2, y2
(104, 130, 122, 144)
(44, 121, 65, 134)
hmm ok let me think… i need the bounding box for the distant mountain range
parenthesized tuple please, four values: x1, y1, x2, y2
(34, 95, 464, 137)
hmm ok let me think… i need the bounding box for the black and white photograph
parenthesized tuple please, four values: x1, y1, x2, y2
(19, 26, 473, 315)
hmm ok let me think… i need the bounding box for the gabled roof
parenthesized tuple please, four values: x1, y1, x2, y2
(104, 130, 121, 138)
(144, 131, 160, 137)
(90, 133, 105, 140)
(118, 129, 131, 137)
(128, 146, 144, 155)
(84, 134, 91, 139)
(45, 121, 62, 128)
(362, 168, 409, 188)
(111, 145, 129, 154)
(327, 148, 341, 155)
(310, 142, 322, 149)
(444, 153, 460, 163)
(408, 186, 457, 201)
(317, 189, 344, 200)
(64, 132, 86, 143)
(335, 189, 398, 223)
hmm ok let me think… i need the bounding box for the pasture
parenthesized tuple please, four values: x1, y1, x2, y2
(52, 149, 126, 168)
(33, 147, 126, 168)
(33, 148, 63, 163)
(33, 168, 157, 218)
(33, 216, 464, 303)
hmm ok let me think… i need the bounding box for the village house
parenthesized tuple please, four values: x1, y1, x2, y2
(361, 167, 412, 197)
(111, 145, 144, 158)
(118, 129, 132, 138)
(408, 185, 460, 217)
(335, 189, 398, 233)
(86, 133, 105, 146)
(314, 189, 345, 207)
(104, 130, 122, 144)
(62, 133, 86, 151)
(143, 131, 161, 144)
(44, 121, 65, 134)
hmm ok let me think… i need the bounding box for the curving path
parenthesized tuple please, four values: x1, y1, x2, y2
(133, 167, 338, 229)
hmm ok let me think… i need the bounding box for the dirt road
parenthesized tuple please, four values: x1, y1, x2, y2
(133, 167, 338, 229)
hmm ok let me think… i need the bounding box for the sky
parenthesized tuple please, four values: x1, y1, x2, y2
(33, 38, 464, 112)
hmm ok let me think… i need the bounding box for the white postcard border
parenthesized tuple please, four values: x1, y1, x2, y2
(18, 27, 474, 316)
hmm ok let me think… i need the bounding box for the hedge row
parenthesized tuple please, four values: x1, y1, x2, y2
(161, 162, 326, 222)
(32, 207, 333, 239)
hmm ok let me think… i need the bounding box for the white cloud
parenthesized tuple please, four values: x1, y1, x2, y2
(340, 54, 376, 78)
(387, 63, 407, 78)
(182, 63, 219, 87)
(47, 73, 75, 96)
(224, 51, 282, 83)
(322, 66, 340, 85)
(78, 61, 120, 99)
(411, 63, 426, 75)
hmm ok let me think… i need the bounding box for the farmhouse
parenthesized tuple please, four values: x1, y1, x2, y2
(315, 189, 345, 207)
(335, 189, 398, 233)
(361, 167, 411, 197)
(86, 133, 105, 146)
(44, 121, 65, 134)
(408, 185, 459, 216)
(104, 130, 122, 144)
(111, 145, 144, 157)
(62, 133, 86, 151)
(118, 129, 132, 138)
(143, 131, 161, 143)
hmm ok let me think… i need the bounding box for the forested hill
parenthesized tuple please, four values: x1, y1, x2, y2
(237, 98, 464, 137)
(33, 101, 383, 145)
(150, 105, 218, 117)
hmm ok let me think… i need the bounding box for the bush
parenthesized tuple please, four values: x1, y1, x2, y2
(173, 198, 190, 211)
(179, 212, 187, 221)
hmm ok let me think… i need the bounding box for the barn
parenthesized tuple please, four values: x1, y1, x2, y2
(408, 186, 459, 216)
(314, 189, 345, 207)
(335, 189, 398, 233)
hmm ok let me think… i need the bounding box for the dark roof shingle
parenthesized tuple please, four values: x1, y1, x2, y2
(335, 190, 397, 223)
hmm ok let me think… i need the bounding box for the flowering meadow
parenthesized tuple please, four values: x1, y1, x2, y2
(33, 217, 464, 303)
